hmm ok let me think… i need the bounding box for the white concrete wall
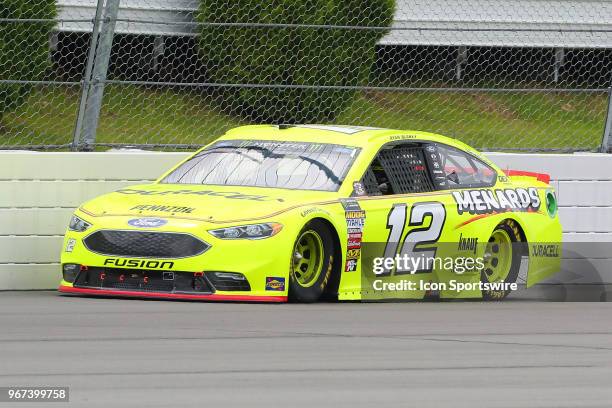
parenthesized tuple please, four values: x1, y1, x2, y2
(486, 153, 612, 288)
(0, 151, 186, 289)
(487, 153, 612, 237)
(1, 151, 611, 289)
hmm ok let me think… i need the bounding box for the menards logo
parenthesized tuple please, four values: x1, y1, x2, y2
(452, 188, 541, 215)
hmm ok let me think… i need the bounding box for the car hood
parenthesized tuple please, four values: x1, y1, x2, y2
(79, 183, 337, 223)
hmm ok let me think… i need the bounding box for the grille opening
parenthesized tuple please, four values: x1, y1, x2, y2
(83, 230, 209, 258)
(62, 264, 80, 283)
(206, 272, 251, 291)
(74, 267, 214, 294)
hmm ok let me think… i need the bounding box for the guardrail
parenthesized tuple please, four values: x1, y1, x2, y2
(1, 151, 610, 290)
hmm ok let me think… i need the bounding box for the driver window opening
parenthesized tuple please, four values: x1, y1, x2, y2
(359, 144, 435, 196)
(436, 145, 496, 187)
(361, 158, 392, 196)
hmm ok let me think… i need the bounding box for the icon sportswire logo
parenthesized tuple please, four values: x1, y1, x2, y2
(127, 218, 168, 228)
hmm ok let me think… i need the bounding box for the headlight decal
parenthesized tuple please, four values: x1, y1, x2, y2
(68, 215, 92, 232)
(209, 222, 282, 240)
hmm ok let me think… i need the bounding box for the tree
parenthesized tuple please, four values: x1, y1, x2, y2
(0, 1, 56, 122)
(197, 0, 395, 123)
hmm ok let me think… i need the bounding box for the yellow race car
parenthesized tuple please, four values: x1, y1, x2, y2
(59, 125, 561, 302)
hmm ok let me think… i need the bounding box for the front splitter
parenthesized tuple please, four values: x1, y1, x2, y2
(58, 285, 287, 302)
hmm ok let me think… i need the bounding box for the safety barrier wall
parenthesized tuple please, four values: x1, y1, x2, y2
(0, 152, 186, 289)
(1, 151, 611, 289)
(489, 153, 612, 290)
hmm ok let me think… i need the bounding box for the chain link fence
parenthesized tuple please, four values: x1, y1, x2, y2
(1, 0, 612, 152)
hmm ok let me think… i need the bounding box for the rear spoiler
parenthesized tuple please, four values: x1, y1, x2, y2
(503, 169, 550, 185)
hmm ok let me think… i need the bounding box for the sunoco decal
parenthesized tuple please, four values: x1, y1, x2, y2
(341, 199, 365, 272)
(265, 277, 286, 291)
(452, 188, 541, 215)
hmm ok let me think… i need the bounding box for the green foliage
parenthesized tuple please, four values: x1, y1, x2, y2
(197, 0, 395, 123)
(0, 1, 57, 121)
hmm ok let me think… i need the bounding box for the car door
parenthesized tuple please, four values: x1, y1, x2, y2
(355, 141, 495, 300)
(354, 142, 447, 299)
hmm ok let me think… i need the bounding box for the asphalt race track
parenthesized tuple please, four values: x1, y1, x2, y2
(1, 291, 611, 408)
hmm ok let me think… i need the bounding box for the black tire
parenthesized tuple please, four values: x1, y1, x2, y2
(481, 219, 524, 301)
(288, 220, 335, 303)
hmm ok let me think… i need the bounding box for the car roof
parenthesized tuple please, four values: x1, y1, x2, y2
(218, 124, 478, 154)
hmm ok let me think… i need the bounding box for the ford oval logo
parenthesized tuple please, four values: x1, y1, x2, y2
(128, 218, 168, 228)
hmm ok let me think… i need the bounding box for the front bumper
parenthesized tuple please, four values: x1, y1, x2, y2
(60, 215, 297, 302)
(59, 265, 291, 302)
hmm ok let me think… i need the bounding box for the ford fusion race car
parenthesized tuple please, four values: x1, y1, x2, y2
(59, 125, 561, 302)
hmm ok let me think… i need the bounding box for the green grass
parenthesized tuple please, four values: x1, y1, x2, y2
(0, 86, 242, 148)
(0, 85, 607, 150)
(338, 91, 607, 150)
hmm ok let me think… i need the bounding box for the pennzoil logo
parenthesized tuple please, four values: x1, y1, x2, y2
(265, 277, 286, 291)
(130, 205, 194, 214)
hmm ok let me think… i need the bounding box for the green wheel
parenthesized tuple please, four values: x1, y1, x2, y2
(481, 220, 523, 300)
(289, 220, 335, 302)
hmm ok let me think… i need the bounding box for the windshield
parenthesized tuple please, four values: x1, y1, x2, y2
(160, 140, 360, 191)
